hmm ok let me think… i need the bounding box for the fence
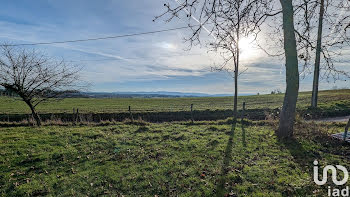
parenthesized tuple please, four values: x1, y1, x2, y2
(0, 102, 277, 124)
(0, 92, 17, 97)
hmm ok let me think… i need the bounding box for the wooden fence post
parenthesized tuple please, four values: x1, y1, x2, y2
(344, 118, 350, 141)
(76, 108, 80, 122)
(129, 106, 134, 122)
(242, 102, 246, 122)
(190, 104, 194, 124)
(73, 108, 75, 122)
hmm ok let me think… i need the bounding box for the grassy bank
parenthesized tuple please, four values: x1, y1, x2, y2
(1, 121, 349, 196)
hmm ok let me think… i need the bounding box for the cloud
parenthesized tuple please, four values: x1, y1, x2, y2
(0, 0, 349, 94)
(156, 42, 178, 50)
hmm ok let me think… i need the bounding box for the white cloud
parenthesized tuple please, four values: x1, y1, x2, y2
(0, 0, 349, 94)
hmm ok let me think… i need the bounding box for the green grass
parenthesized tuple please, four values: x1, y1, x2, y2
(1, 89, 350, 115)
(1, 120, 349, 196)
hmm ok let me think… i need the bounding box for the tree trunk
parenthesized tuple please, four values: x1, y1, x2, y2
(277, 0, 300, 138)
(25, 101, 41, 126)
(311, 0, 325, 108)
(233, 47, 239, 120)
(233, 62, 238, 120)
(233, 12, 240, 121)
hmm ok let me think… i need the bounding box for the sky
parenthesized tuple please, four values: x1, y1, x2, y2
(0, 0, 349, 95)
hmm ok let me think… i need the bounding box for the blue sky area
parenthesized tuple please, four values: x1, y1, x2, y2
(0, 0, 348, 94)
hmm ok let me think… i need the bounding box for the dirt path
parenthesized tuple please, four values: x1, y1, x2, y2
(313, 115, 350, 122)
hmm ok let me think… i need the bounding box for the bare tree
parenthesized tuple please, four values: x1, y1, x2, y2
(158, 0, 349, 137)
(311, 0, 350, 107)
(311, 0, 325, 108)
(156, 0, 274, 119)
(291, 0, 350, 108)
(258, 0, 349, 137)
(0, 45, 82, 126)
(157, 0, 302, 137)
(275, 0, 300, 137)
(256, 0, 313, 137)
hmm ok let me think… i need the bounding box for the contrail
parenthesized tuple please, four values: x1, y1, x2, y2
(174, 0, 217, 40)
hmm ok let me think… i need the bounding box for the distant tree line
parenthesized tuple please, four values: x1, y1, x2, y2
(0, 87, 18, 97)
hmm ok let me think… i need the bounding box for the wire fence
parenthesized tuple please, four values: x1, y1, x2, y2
(33, 102, 280, 114)
(1, 100, 275, 123)
(2, 93, 349, 123)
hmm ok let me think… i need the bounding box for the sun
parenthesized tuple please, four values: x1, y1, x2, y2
(238, 36, 260, 61)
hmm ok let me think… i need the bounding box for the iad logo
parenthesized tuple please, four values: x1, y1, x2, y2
(313, 160, 349, 197)
(314, 160, 349, 185)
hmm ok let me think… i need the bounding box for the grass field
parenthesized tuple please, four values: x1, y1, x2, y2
(1, 89, 350, 115)
(1, 120, 349, 196)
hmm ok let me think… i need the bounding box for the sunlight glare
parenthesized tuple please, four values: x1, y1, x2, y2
(238, 36, 260, 61)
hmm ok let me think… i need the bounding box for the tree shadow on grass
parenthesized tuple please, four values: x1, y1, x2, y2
(215, 120, 237, 197)
(276, 122, 350, 195)
(241, 120, 246, 148)
(277, 137, 322, 196)
(279, 122, 350, 167)
(278, 137, 318, 171)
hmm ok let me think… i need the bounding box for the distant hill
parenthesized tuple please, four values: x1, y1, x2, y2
(67, 91, 239, 98)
